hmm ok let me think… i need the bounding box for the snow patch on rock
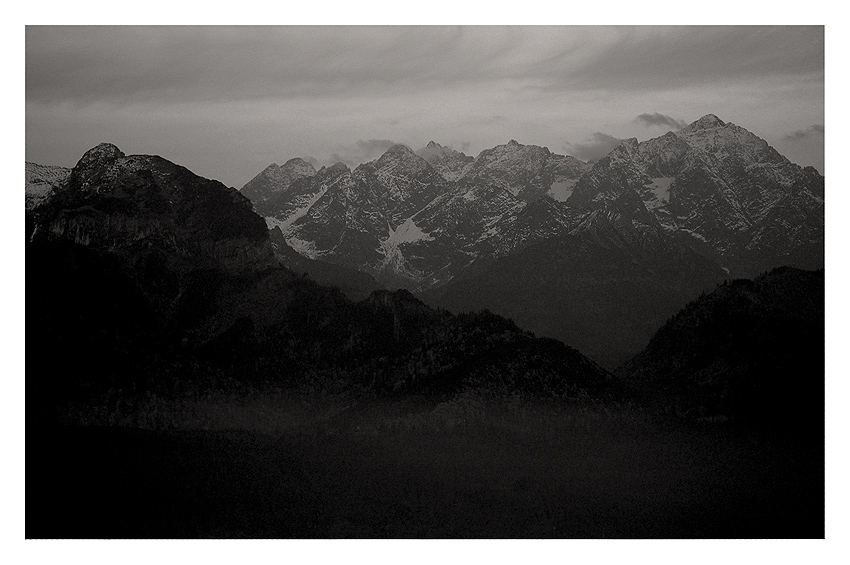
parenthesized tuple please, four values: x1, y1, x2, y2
(547, 179, 578, 202)
(385, 218, 434, 247)
(643, 177, 674, 209)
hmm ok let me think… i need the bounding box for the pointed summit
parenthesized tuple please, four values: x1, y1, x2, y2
(240, 157, 318, 212)
(507, 139, 521, 147)
(610, 138, 639, 156)
(375, 144, 424, 171)
(69, 142, 126, 190)
(382, 143, 417, 157)
(282, 157, 317, 171)
(685, 114, 726, 131)
(416, 142, 474, 182)
(75, 142, 125, 169)
(327, 161, 351, 173)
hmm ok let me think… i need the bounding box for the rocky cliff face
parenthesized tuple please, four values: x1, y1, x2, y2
(567, 115, 824, 277)
(240, 158, 317, 217)
(244, 140, 592, 290)
(244, 116, 821, 291)
(233, 115, 822, 366)
(33, 143, 277, 274)
(416, 141, 474, 181)
(26, 162, 70, 211)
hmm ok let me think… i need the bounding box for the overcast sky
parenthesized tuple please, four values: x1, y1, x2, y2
(25, 25, 824, 187)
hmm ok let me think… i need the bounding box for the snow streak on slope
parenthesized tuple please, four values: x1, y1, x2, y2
(268, 186, 330, 233)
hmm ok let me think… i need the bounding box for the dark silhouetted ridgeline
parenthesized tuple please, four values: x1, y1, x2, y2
(618, 266, 824, 436)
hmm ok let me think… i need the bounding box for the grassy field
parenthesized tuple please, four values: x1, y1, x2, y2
(27, 390, 824, 538)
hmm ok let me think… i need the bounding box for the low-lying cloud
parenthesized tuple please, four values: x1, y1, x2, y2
(785, 124, 824, 140)
(564, 132, 623, 162)
(326, 138, 401, 168)
(635, 112, 687, 130)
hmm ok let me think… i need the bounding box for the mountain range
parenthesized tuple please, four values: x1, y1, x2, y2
(238, 115, 824, 367)
(27, 143, 617, 428)
(25, 121, 825, 540)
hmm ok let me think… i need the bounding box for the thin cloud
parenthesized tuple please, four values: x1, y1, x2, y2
(355, 138, 398, 157)
(564, 132, 622, 162)
(326, 139, 401, 168)
(547, 26, 823, 93)
(635, 112, 687, 130)
(785, 124, 824, 140)
(26, 26, 823, 106)
(24, 26, 825, 186)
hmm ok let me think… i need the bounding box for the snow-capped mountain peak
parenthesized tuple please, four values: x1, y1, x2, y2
(682, 114, 726, 131)
(238, 116, 822, 291)
(240, 157, 317, 215)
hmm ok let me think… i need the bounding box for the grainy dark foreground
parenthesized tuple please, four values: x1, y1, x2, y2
(27, 395, 823, 539)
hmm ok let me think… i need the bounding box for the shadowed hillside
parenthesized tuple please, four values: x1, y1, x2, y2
(618, 266, 824, 434)
(27, 144, 614, 428)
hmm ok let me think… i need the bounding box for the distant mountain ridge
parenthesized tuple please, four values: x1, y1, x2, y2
(249, 139, 592, 289)
(245, 115, 822, 290)
(240, 158, 317, 217)
(237, 115, 822, 367)
(416, 141, 474, 181)
(568, 115, 823, 277)
(27, 114, 823, 372)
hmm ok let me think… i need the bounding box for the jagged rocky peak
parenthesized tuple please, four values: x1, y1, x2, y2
(684, 114, 727, 131)
(387, 143, 416, 155)
(241, 157, 317, 204)
(620, 137, 639, 150)
(35, 143, 276, 273)
(257, 157, 316, 177)
(602, 138, 639, 162)
(415, 142, 474, 182)
(326, 161, 351, 174)
(78, 142, 125, 168)
(283, 156, 316, 171)
(68, 142, 126, 190)
(417, 142, 469, 161)
(373, 144, 433, 177)
(676, 113, 789, 168)
(379, 143, 418, 160)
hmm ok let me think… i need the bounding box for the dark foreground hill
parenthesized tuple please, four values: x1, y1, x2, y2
(27, 144, 613, 428)
(618, 266, 824, 434)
